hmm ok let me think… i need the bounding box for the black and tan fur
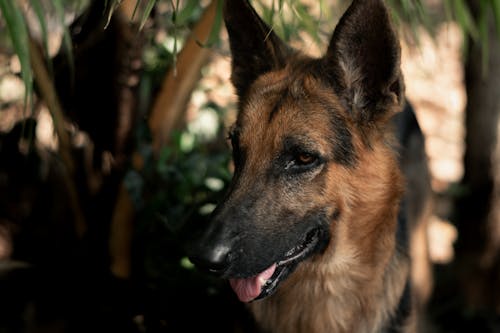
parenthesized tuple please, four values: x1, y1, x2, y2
(190, 0, 430, 332)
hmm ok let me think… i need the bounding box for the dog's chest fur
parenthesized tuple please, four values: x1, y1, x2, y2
(250, 250, 411, 333)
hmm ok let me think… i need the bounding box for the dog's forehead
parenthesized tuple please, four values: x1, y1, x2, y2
(242, 70, 310, 118)
(240, 76, 308, 132)
(239, 70, 344, 133)
(233, 66, 357, 166)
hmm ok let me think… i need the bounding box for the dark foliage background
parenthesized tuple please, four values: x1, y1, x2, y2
(0, 0, 500, 332)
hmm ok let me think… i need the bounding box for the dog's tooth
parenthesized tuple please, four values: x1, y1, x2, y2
(258, 264, 277, 286)
(258, 276, 268, 286)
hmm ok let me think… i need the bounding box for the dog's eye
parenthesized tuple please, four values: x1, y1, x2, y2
(286, 151, 321, 172)
(295, 153, 316, 166)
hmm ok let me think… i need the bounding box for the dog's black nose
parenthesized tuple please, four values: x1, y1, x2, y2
(189, 244, 232, 275)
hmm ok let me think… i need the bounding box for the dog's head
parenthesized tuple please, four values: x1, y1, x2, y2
(190, 0, 403, 302)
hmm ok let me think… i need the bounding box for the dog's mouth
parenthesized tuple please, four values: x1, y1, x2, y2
(228, 228, 323, 302)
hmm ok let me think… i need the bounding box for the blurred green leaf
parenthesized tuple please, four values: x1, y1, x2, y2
(0, 0, 33, 109)
(479, 0, 489, 76)
(491, 0, 500, 38)
(139, 0, 156, 30)
(257, 0, 325, 45)
(175, 0, 200, 26)
(180, 257, 195, 270)
(292, 3, 321, 44)
(105, 0, 123, 27)
(452, 0, 479, 39)
(30, 0, 50, 60)
(131, 0, 140, 21)
(206, 0, 223, 46)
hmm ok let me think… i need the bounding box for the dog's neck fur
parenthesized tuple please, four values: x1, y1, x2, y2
(249, 145, 411, 333)
(250, 252, 410, 333)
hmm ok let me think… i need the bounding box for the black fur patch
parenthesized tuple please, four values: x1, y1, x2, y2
(224, 0, 291, 99)
(328, 110, 357, 166)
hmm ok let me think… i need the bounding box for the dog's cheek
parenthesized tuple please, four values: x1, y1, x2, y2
(319, 165, 351, 218)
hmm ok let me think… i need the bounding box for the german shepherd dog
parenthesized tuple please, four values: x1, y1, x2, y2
(190, 0, 431, 332)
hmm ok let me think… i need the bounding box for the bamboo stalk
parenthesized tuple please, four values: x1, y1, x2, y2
(149, 0, 220, 154)
(28, 37, 87, 238)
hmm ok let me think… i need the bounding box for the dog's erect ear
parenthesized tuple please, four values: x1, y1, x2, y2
(224, 0, 290, 98)
(324, 0, 403, 124)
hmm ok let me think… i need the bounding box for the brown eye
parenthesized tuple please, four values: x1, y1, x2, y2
(296, 153, 316, 165)
(282, 144, 323, 173)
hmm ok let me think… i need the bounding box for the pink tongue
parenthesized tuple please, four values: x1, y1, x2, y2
(229, 264, 276, 302)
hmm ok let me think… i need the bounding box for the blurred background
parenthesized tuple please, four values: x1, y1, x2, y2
(0, 0, 499, 332)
